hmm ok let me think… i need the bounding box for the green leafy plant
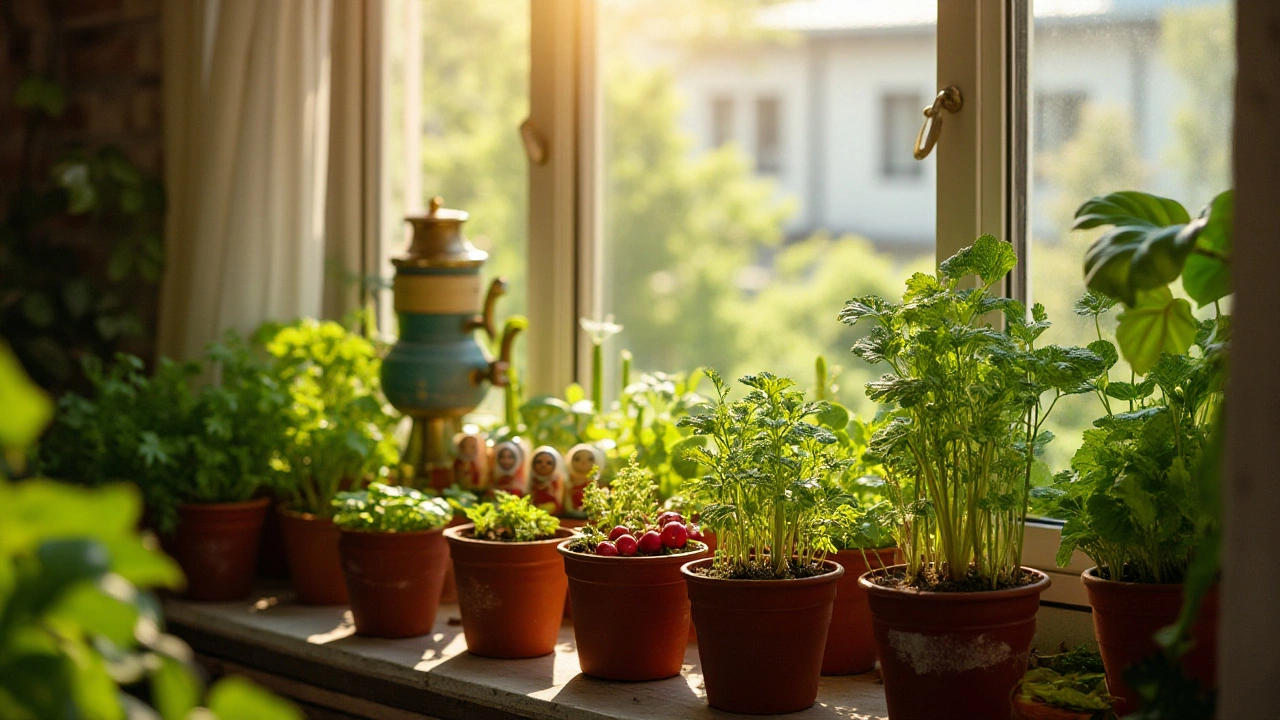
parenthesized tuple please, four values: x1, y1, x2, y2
(0, 341, 300, 720)
(567, 455, 708, 556)
(39, 335, 290, 532)
(841, 235, 1105, 589)
(464, 491, 561, 542)
(256, 319, 400, 516)
(1018, 645, 1113, 717)
(679, 370, 852, 579)
(331, 483, 452, 532)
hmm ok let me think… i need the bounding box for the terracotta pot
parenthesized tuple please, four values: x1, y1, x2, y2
(861, 565, 1050, 720)
(1082, 567, 1219, 716)
(278, 507, 347, 605)
(822, 547, 897, 675)
(560, 540, 709, 681)
(338, 526, 449, 638)
(446, 524, 574, 658)
(170, 498, 270, 601)
(682, 558, 843, 714)
(687, 529, 717, 642)
(557, 517, 588, 619)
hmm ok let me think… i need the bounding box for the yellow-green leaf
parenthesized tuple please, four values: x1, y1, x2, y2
(1114, 287, 1198, 375)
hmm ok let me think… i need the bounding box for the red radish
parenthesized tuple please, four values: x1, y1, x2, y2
(608, 525, 630, 542)
(688, 524, 705, 542)
(661, 522, 688, 549)
(615, 534, 638, 556)
(595, 541, 619, 556)
(656, 511, 684, 527)
(638, 530, 663, 555)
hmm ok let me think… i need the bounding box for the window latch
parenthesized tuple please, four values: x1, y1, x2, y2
(913, 86, 964, 160)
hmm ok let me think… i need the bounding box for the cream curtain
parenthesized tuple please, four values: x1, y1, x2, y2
(160, 0, 375, 360)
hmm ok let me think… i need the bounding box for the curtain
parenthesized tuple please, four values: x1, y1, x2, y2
(159, 0, 375, 360)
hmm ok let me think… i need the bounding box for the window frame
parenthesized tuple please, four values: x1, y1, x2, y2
(525, 0, 1087, 607)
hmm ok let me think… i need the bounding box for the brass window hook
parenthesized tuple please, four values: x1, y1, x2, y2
(913, 86, 964, 160)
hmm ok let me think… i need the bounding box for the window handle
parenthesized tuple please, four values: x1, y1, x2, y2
(520, 118, 547, 165)
(913, 86, 964, 160)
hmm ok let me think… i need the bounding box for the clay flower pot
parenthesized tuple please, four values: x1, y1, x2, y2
(1082, 567, 1219, 716)
(170, 498, 270, 601)
(559, 540, 709, 681)
(278, 506, 347, 605)
(682, 558, 843, 714)
(445, 524, 574, 658)
(861, 565, 1050, 720)
(439, 516, 467, 604)
(822, 546, 897, 675)
(338, 526, 449, 638)
(557, 517, 588, 619)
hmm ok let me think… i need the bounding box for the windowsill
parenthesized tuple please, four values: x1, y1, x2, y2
(164, 588, 891, 720)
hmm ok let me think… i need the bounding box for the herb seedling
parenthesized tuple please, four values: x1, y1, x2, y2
(567, 456, 707, 556)
(332, 483, 451, 532)
(464, 491, 561, 542)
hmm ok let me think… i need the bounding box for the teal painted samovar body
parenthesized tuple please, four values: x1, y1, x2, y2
(381, 197, 519, 486)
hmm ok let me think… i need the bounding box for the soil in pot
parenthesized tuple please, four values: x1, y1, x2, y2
(560, 540, 709, 681)
(338, 526, 449, 638)
(446, 524, 574, 658)
(682, 557, 843, 714)
(822, 547, 897, 675)
(1082, 567, 1219, 716)
(170, 498, 270, 601)
(278, 506, 346, 605)
(861, 565, 1051, 720)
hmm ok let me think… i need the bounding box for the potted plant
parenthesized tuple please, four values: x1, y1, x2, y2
(332, 483, 452, 638)
(258, 319, 400, 605)
(445, 491, 573, 658)
(1013, 645, 1114, 720)
(839, 235, 1104, 719)
(1034, 191, 1230, 715)
(39, 336, 290, 601)
(558, 456, 709, 681)
(677, 370, 853, 714)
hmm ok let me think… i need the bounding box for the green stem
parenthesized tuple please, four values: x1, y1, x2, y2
(592, 341, 604, 411)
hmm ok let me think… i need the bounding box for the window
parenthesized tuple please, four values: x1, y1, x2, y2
(710, 95, 734, 148)
(881, 93, 923, 179)
(754, 96, 782, 174)
(1034, 90, 1086, 154)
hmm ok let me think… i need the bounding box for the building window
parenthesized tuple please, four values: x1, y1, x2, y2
(1034, 91, 1087, 153)
(881, 92, 923, 179)
(755, 96, 782, 174)
(710, 95, 734, 148)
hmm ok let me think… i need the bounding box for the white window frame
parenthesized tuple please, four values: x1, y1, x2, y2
(525, 0, 1089, 607)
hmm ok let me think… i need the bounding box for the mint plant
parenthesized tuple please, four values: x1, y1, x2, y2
(679, 370, 852, 579)
(257, 319, 400, 516)
(464, 491, 561, 542)
(841, 235, 1105, 589)
(331, 483, 451, 532)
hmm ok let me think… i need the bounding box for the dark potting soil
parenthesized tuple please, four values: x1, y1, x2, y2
(462, 528, 558, 543)
(693, 559, 835, 581)
(872, 565, 1040, 592)
(564, 536, 708, 557)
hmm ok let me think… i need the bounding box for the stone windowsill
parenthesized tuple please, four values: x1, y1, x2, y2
(164, 587, 890, 720)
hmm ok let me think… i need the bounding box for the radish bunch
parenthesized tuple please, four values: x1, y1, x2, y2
(592, 511, 706, 557)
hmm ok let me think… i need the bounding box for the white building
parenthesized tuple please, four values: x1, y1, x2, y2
(656, 0, 1222, 250)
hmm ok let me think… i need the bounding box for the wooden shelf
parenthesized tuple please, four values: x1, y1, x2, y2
(164, 586, 889, 720)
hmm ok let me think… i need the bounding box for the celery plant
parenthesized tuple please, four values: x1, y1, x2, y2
(841, 235, 1104, 588)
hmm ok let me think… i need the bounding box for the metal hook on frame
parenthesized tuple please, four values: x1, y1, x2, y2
(913, 86, 964, 160)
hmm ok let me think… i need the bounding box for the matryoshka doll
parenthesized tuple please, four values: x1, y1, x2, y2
(529, 446, 566, 516)
(564, 443, 606, 517)
(452, 431, 488, 491)
(490, 440, 527, 497)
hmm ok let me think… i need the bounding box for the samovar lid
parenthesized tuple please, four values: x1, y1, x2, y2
(395, 196, 488, 269)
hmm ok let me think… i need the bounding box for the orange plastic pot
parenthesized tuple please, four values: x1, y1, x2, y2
(682, 558, 843, 714)
(170, 498, 270, 601)
(446, 524, 573, 658)
(338, 526, 449, 638)
(1082, 568, 1219, 716)
(862, 565, 1050, 720)
(822, 547, 897, 675)
(278, 507, 346, 605)
(560, 540, 708, 681)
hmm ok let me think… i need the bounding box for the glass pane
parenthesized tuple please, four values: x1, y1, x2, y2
(596, 0, 937, 416)
(381, 0, 529, 416)
(1028, 1, 1235, 475)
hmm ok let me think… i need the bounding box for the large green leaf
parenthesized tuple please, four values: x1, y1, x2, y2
(206, 677, 302, 720)
(938, 234, 1016, 287)
(0, 343, 53, 458)
(153, 657, 201, 720)
(1181, 190, 1233, 307)
(1114, 287, 1199, 375)
(1077, 191, 1192, 306)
